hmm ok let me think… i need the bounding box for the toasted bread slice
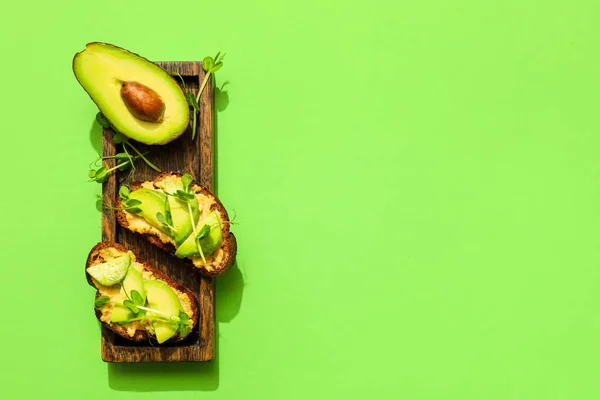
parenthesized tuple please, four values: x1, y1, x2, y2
(115, 172, 237, 276)
(85, 242, 199, 343)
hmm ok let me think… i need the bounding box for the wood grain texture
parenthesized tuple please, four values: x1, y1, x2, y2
(100, 61, 214, 362)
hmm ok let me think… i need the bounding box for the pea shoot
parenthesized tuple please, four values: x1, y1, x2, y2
(156, 193, 177, 235)
(93, 112, 161, 179)
(88, 156, 136, 183)
(178, 52, 224, 140)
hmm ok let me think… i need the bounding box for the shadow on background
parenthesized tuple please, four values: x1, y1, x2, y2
(108, 355, 219, 391)
(213, 80, 229, 195)
(215, 81, 230, 113)
(107, 262, 244, 391)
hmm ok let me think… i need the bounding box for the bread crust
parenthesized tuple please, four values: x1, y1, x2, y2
(115, 172, 237, 276)
(85, 241, 199, 343)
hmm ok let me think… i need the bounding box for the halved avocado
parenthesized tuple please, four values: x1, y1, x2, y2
(73, 42, 189, 145)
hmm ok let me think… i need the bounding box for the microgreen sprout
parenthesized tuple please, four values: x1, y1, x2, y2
(120, 190, 142, 213)
(121, 138, 161, 172)
(182, 174, 206, 264)
(88, 159, 133, 183)
(94, 296, 110, 309)
(101, 185, 142, 214)
(96, 113, 110, 128)
(197, 52, 225, 105)
(175, 73, 201, 140)
(196, 224, 211, 240)
(178, 52, 224, 140)
(122, 289, 145, 314)
(95, 112, 161, 173)
(157, 194, 177, 235)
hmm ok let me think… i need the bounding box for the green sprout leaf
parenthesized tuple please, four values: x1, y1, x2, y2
(124, 199, 142, 207)
(188, 51, 226, 141)
(175, 190, 195, 201)
(123, 299, 139, 314)
(185, 92, 199, 111)
(156, 212, 167, 225)
(202, 56, 214, 71)
(92, 166, 108, 183)
(117, 159, 132, 172)
(89, 122, 160, 181)
(94, 296, 110, 309)
(196, 224, 210, 240)
(181, 174, 193, 192)
(114, 153, 130, 161)
(210, 62, 223, 73)
(178, 310, 191, 337)
(96, 112, 110, 128)
(113, 133, 127, 144)
(119, 186, 131, 200)
(130, 290, 144, 306)
(123, 198, 142, 214)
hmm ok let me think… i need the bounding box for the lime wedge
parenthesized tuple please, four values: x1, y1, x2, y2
(87, 252, 131, 286)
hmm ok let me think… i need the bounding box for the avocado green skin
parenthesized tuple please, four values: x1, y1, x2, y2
(175, 211, 223, 258)
(143, 280, 183, 344)
(72, 42, 190, 145)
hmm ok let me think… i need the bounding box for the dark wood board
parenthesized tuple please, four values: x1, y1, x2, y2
(101, 61, 214, 362)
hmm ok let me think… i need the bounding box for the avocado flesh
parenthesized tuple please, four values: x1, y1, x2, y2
(122, 265, 146, 303)
(109, 294, 133, 323)
(129, 186, 198, 245)
(175, 211, 223, 258)
(73, 42, 189, 145)
(164, 182, 199, 245)
(128, 189, 169, 235)
(110, 265, 146, 323)
(144, 280, 183, 343)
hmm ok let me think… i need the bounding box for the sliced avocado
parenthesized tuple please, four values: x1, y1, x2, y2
(122, 265, 146, 304)
(144, 280, 183, 344)
(175, 211, 223, 258)
(86, 252, 131, 286)
(73, 42, 189, 145)
(110, 294, 133, 323)
(164, 182, 199, 245)
(109, 262, 146, 323)
(128, 189, 169, 234)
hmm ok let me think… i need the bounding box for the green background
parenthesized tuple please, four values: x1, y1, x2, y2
(1, 0, 600, 398)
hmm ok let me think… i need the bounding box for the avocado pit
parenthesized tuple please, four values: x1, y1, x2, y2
(120, 81, 165, 123)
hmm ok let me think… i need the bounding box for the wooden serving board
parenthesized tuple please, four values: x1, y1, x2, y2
(101, 61, 214, 362)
